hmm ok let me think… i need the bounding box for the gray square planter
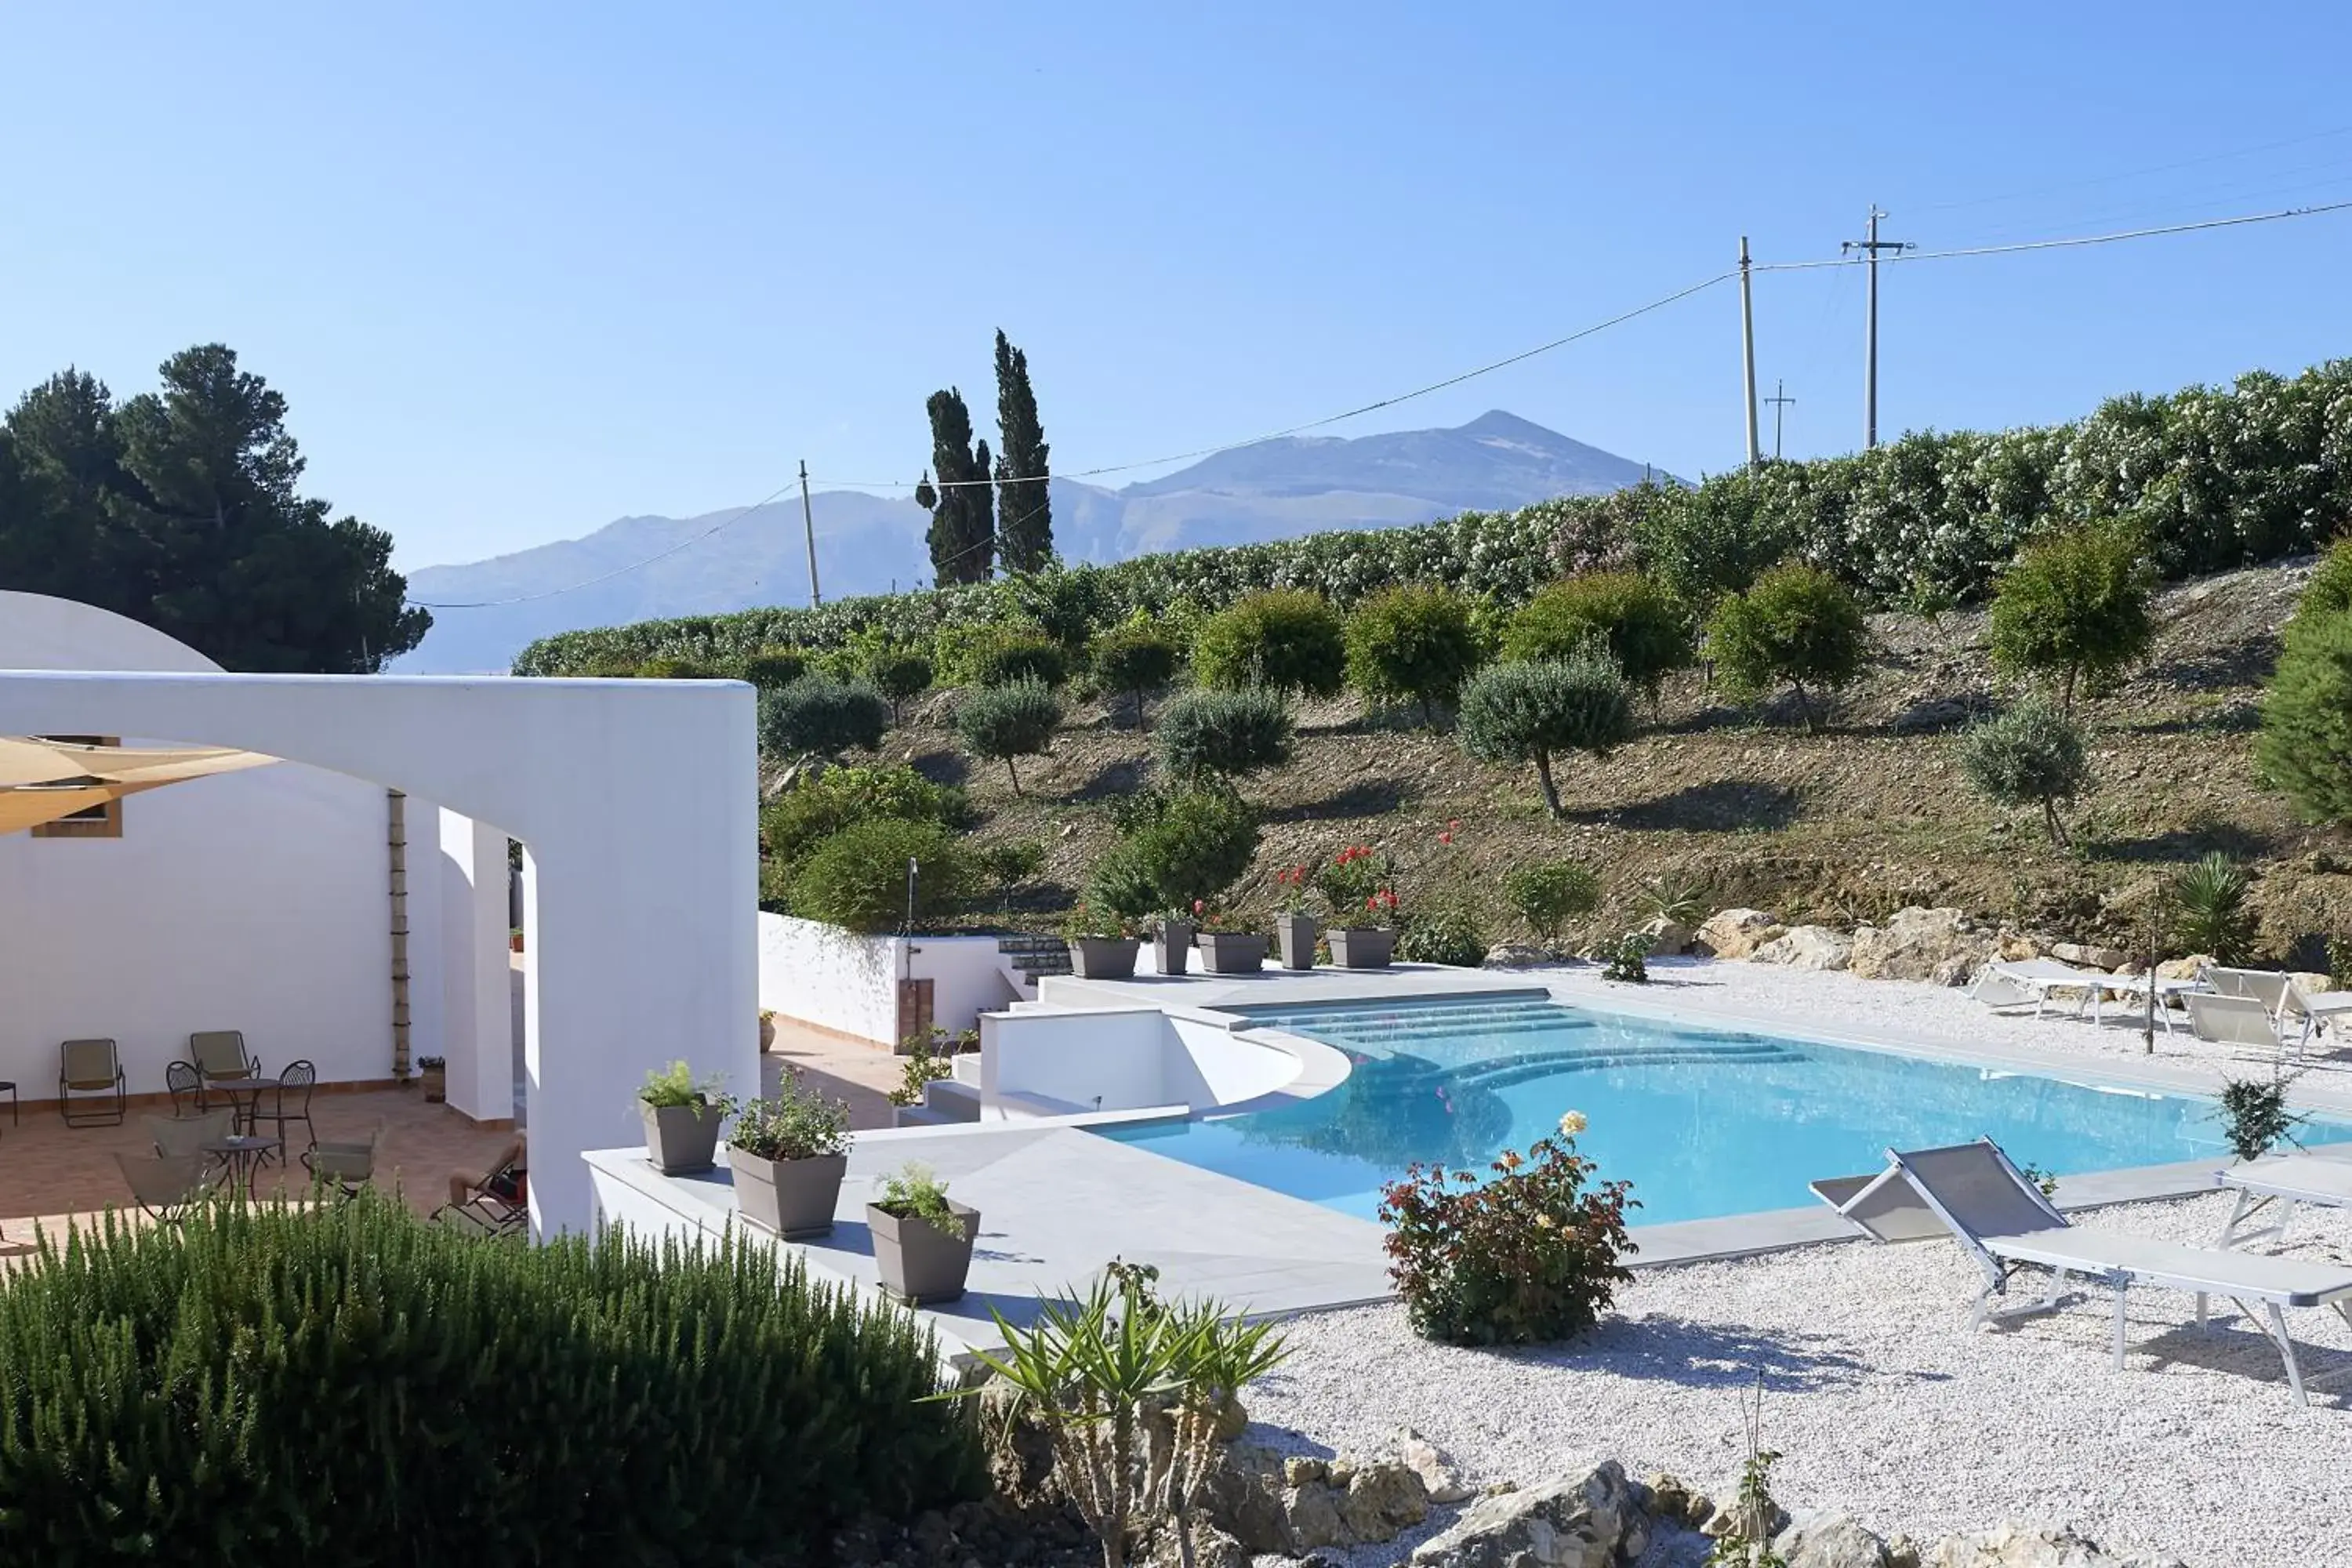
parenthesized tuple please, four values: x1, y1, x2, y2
(643, 1102, 724, 1174)
(1327, 927, 1396, 969)
(1068, 936, 1141, 979)
(1274, 913, 1319, 970)
(1195, 932, 1269, 974)
(869, 1200, 980, 1305)
(729, 1147, 847, 1239)
(1156, 920, 1196, 976)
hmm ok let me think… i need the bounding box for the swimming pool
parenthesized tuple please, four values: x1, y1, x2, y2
(1093, 995, 2352, 1225)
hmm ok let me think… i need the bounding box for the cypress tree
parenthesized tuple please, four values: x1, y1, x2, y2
(920, 388, 993, 585)
(993, 329, 1053, 574)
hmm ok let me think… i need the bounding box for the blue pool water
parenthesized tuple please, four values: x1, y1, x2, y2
(1094, 996, 2352, 1225)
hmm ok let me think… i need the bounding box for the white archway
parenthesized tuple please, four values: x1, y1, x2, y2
(0, 665, 758, 1235)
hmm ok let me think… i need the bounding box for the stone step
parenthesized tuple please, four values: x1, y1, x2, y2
(922, 1076, 983, 1123)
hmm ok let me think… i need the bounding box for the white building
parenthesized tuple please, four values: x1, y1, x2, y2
(0, 590, 757, 1233)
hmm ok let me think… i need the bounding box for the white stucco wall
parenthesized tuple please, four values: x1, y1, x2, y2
(757, 913, 1018, 1044)
(979, 1008, 1171, 1115)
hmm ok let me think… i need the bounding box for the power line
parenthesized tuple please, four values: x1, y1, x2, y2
(1753, 196, 2352, 274)
(1911, 122, 2352, 215)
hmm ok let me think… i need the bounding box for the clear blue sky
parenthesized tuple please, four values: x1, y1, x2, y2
(5, 3, 2350, 571)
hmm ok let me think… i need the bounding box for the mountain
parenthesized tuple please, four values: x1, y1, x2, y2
(395, 412, 1669, 673)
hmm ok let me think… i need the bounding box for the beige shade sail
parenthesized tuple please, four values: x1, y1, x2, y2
(0, 737, 278, 834)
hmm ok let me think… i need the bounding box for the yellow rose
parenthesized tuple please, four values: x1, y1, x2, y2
(1558, 1110, 1588, 1138)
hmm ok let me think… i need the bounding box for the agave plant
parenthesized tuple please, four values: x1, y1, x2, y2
(2170, 851, 2255, 965)
(1635, 872, 1710, 928)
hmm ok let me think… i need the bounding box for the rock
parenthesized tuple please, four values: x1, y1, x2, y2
(1751, 924, 1854, 971)
(1642, 1473, 1690, 1526)
(1776, 1512, 1893, 1568)
(1886, 1535, 1925, 1568)
(2154, 953, 2215, 982)
(1929, 953, 1981, 988)
(1483, 942, 1554, 969)
(2288, 970, 2334, 994)
(1396, 1428, 1475, 1505)
(1893, 696, 1975, 733)
(1337, 1457, 1430, 1540)
(1145, 1520, 1248, 1568)
(1638, 916, 1695, 956)
(1284, 1483, 1348, 1552)
(1923, 1523, 2186, 1568)
(1409, 1462, 1635, 1568)
(1681, 1492, 1715, 1530)
(1696, 908, 1786, 961)
(1196, 1443, 1293, 1556)
(1283, 1457, 1330, 1487)
(2052, 941, 2129, 971)
(1998, 935, 2044, 961)
(1849, 907, 1994, 984)
(1211, 1392, 1248, 1443)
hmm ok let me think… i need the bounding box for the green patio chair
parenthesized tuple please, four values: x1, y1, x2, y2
(303, 1120, 388, 1200)
(59, 1038, 126, 1127)
(114, 1152, 221, 1224)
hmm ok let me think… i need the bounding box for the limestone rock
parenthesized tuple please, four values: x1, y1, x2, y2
(1886, 1536, 1925, 1568)
(2154, 954, 2215, 982)
(1483, 942, 1554, 969)
(1145, 1519, 1248, 1568)
(1196, 1443, 1293, 1556)
(1336, 1456, 1430, 1540)
(1776, 1512, 1893, 1568)
(2052, 941, 2129, 971)
(1408, 1461, 1633, 1568)
(1849, 907, 1994, 984)
(1998, 935, 2044, 962)
(1751, 924, 1854, 971)
(1396, 1427, 1475, 1505)
(1638, 916, 1696, 956)
(1642, 1473, 1690, 1526)
(1923, 1523, 2186, 1568)
(1696, 908, 1786, 961)
(1284, 1483, 1347, 1552)
(2288, 970, 2334, 994)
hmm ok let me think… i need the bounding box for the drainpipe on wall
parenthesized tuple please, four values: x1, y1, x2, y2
(388, 789, 412, 1079)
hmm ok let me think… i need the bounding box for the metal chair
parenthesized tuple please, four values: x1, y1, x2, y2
(114, 1152, 221, 1224)
(59, 1039, 127, 1127)
(147, 1110, 234, 1161)
(433, 1138, 528, 1237)
(165, 1060, 205, 1116)
(303, 1120, 388, 1200)
(190, 1030, 259, 1083)
(255, 1060, 318, 1157)
(0, 1076, 16, 1126)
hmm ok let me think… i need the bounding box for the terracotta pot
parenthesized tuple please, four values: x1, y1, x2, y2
(730, 1147, 846, 1238)
(869, 1200, 980, 1304)
(1195, 932, 1269, 975)
(419, 1065, 446, 1104)
(642, 1102, 724, 1174)
(1156, 921, 1196, 976)
(1274, 913, 1319, 970)
(1068, 936, 1142, 979)
(1327, 927, 1396, 969)
(510, 932, 524, 953)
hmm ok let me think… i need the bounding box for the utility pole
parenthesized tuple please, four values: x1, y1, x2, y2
(1739, 236, 1761, 470)
(1764, 379, 1797, 460)
(1841, 206, 1912, 448)
(797, 459, 822, 607)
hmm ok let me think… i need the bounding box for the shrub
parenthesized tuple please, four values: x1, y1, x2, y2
(1192, 589, 1345, 697)
(967, 630, 1069, 688)
(2171, 851, 2255, 964)
(1703, 561, 1870, 731)
(788, 817, 971, 933)
(739, 646, 808, 691)
(728, 1072, 851, 1161)
(757, 674, 889, 760)
(760, 764, 969, 873)
(1987, 522, 2156, 707)
(862, 645, 935, 721)
(1154, 687, 1294, 782)
(2216, 1071, 2306, 1163)
(1457, 652, 1636, 817)
(1598, 931, 1653, 983)
(1504, 572, 1690, 697)
(1091, 619, 1181, 728)
(0, 1192, 979, 1566)
(1091, 788, 1259, 916)
(2257, 607, 2352, 826)
(1504, 859, 1601, 943)
(1955, 695, 2094, 845)
(953, 677, 1062, 795)
(1378, 1116, 1636, 1345)
(1396, 905, 1487, 967)
(2296, 535, 2352, 630)
(975, 838, 1047, 909)
(1343, 583, 1484, 721)
(1316, 844, 1396, 916)
(637, 655, 719, 679)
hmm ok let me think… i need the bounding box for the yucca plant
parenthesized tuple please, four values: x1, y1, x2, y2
(2171, 851, 2256, 964)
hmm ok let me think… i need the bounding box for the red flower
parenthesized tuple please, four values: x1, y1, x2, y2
(1192, 898, 1204, 916)
(1437, 830, 1454, 846)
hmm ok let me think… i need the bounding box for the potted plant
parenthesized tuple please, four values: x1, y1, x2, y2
(1271, 864, 1319, 970)
(727, 1071, 851, 1238)
(867, 1161, 978, 1304)
(1320, 847, 1399, 969)
(638, 1060, 733, 1175)
(509, 926, 524, 953)
(1193, 906, 1269, 974)
(758, 1008, 778, 1052)
(1062, 902, 1142, 979)
(1156, 903, 1199, 976)
(416, 1055, 447, 1103)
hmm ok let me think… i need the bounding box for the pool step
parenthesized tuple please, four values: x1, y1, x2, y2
(1457, 1043, 1806, 1091)
(1243, 1000, 1569, 1030)
(1306, 1014, 1598, 1048)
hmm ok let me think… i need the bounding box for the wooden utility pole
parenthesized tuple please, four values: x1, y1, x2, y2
(1842, 206, 1912, 448)
(1740, 236, 1761, 470)
(798, 459, 822, 607)
(1764, 379, 1797, 460)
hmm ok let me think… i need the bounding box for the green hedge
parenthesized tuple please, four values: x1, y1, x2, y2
(517, 359, 2352, 676)
(0, 1193, 981, 1566)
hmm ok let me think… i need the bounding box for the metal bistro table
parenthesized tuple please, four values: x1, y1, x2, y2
(204, 1076, 278, 1138)
(203, 1134, 283, 1200)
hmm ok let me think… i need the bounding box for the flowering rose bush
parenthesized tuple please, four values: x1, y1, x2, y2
(1377, 1114, 1636, 1346)
(1316, 845, 1395, 916)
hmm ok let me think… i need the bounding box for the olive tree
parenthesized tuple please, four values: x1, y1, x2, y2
(1154, 688, 1293, 784)
(757, 675, 889, 761)
(1955, 695, 2093, 845)
(1457, 652, 1635, 818)
(953, 677, 1062, 795)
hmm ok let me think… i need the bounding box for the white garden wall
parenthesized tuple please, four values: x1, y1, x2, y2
(979, 1007, 1171, 1114)
(757, 913, 1018, 1044)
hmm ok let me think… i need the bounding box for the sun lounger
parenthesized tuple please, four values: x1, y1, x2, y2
(2216, 1153, 2352, 1250)
(2185, 993, 2295, 1055)
(1820, 1139, 2352, 1405)
(1969, 959, 2123, 1023)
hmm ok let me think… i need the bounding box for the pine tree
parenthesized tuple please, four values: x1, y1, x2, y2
(993, 329, 1053, 574)
(920, 388, 993, 585)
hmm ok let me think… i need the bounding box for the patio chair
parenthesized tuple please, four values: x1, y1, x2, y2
(434, 1136, 528, 1238)
(1820, 1138, 2352, 1406)
(2184, 993, 2292, 1054)
(303, 1119, 388, 1200)
(115, 1152, 223, 1224)
(190, 1030, 260, 1083)
(147, 1109, 234, 1161)
(58, 1038, 127, 1127)
(2215, 1154, 2352, 1250)
(1968, 958, 2117, 1022)
(254, 1059, 318, 1156)
(165, 1060, 205, 1116)
(2207, 967, 2292, 1014)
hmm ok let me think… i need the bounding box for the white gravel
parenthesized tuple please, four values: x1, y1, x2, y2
(1246, 1192, 2352, 1568)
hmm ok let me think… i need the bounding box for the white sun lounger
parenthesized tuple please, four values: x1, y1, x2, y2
(1968, 958, 2155, 1025)
(2185, 993, 2297, 1057)
(1817, 1139, 2352, 1405)
(2216, 1153, 2352, 1249)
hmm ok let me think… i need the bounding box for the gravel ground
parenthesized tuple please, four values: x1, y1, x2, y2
(1246, 1191, 2352, 1568)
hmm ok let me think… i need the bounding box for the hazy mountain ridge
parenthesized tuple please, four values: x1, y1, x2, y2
(396, 412, 1668, 673)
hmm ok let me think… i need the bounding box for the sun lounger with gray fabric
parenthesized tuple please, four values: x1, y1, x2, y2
(2185, 993, 2296, 1056)
(2215, 1153, 2352, 1250)
(1817, 1139, 2352, 1405)
(1968, 959, 2123, 1023)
